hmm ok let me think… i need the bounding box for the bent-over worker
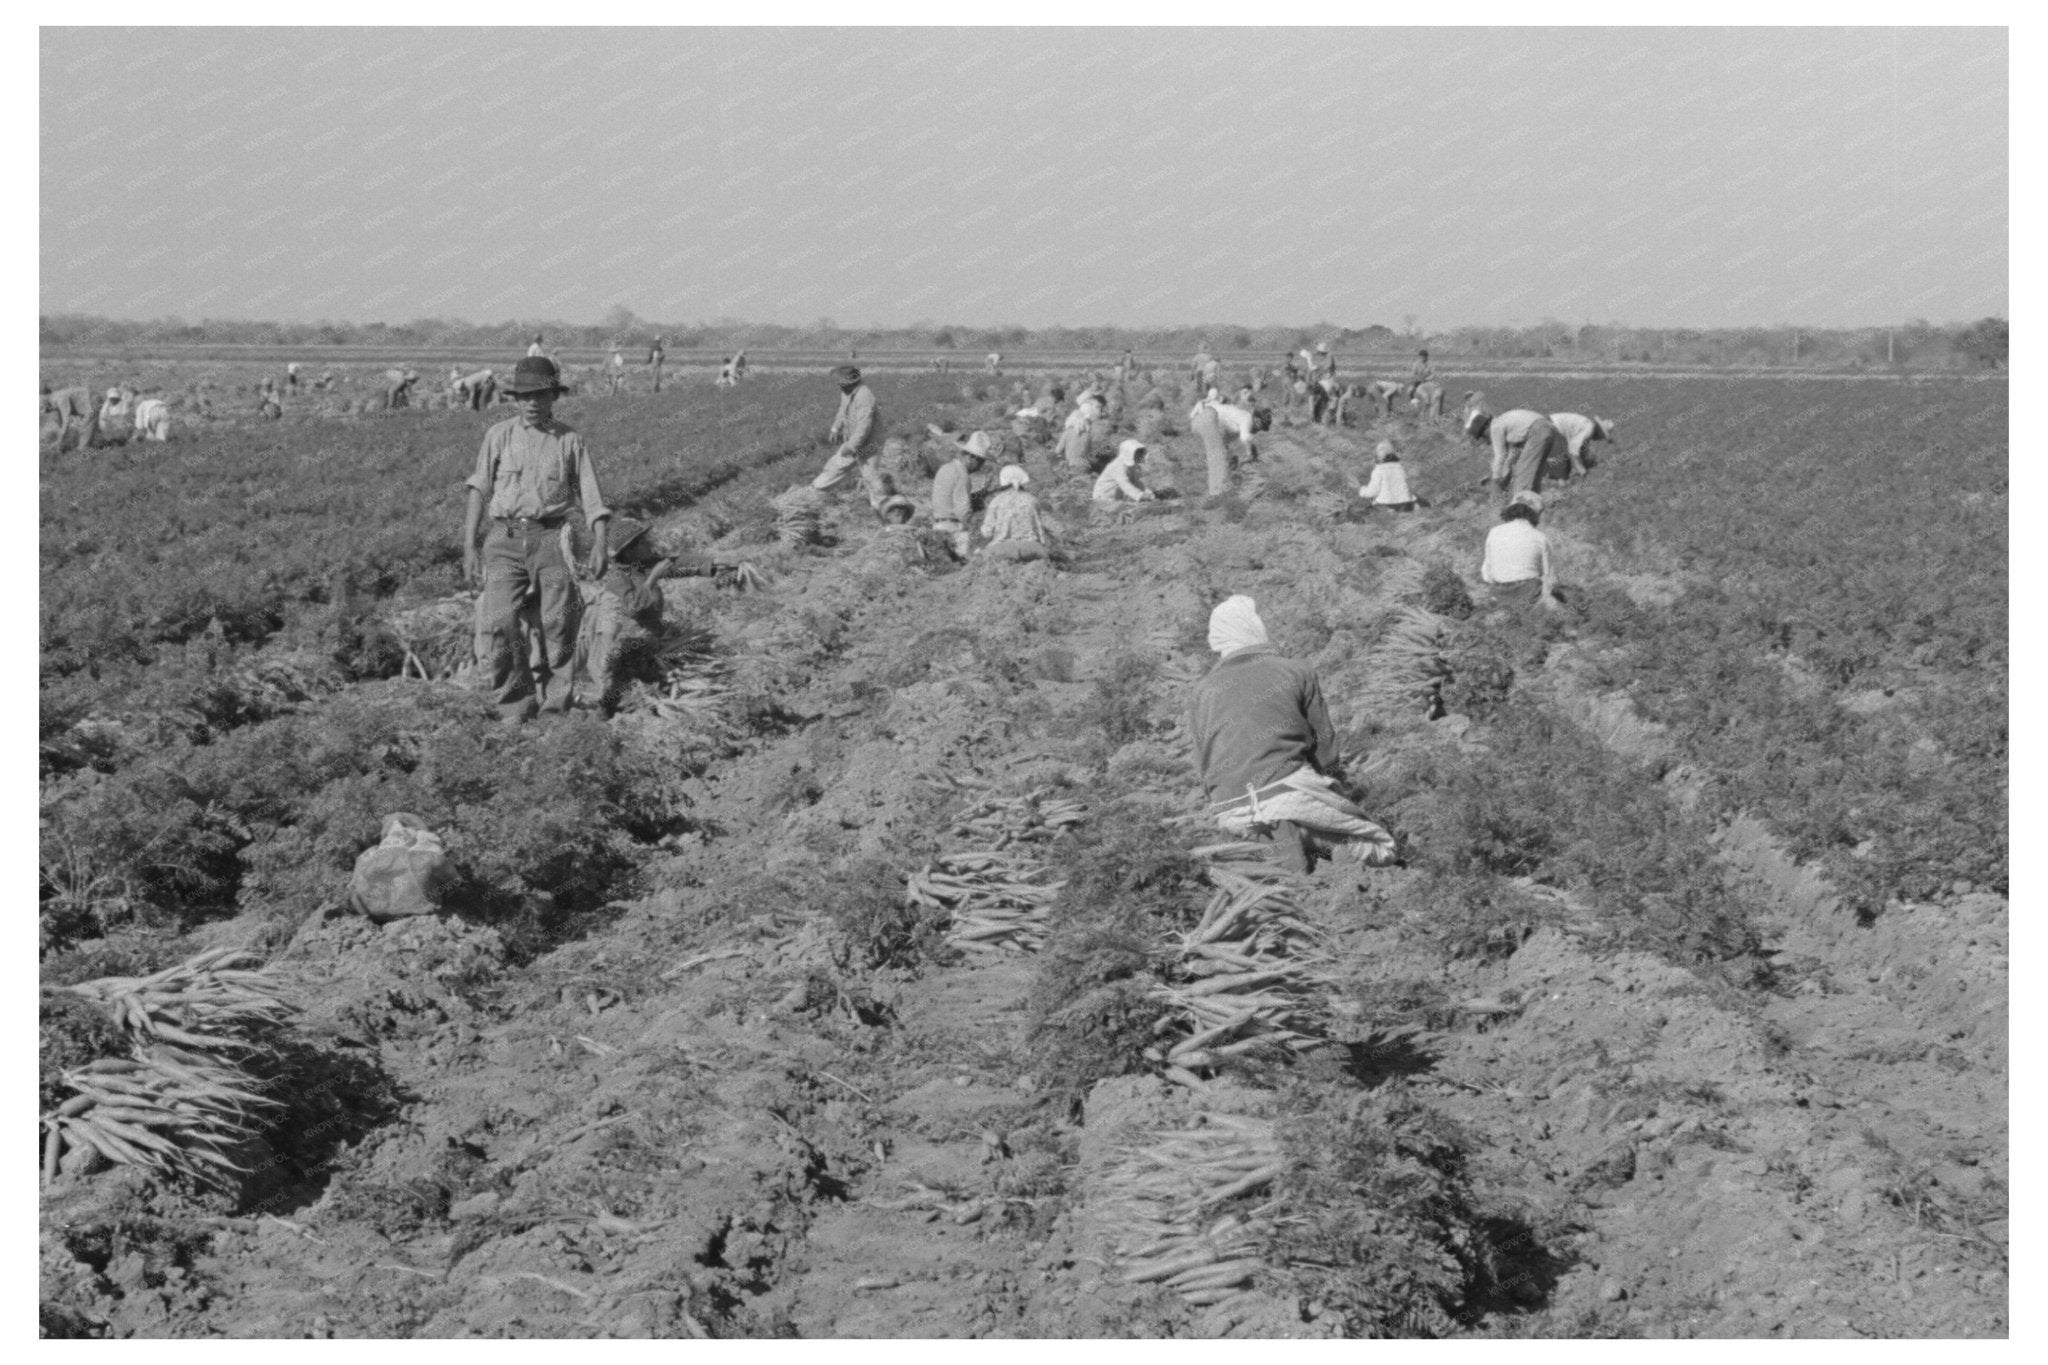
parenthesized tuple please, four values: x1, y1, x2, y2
(1188, 595, 1398, 872)
(451, 368, 497, 411)
(1547, 412, 1617, 478)
(1487, 407, 1565, 495)
(43, 384, 101, 451)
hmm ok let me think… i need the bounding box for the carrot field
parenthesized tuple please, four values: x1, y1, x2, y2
(39, 359, 2007, 1339)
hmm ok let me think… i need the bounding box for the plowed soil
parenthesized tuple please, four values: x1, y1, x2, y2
(39, 391, 2007, 1339)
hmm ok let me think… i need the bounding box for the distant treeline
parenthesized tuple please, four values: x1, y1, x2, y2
(40, 311, 2006, 372)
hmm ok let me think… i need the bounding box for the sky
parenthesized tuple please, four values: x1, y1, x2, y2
(38, 25, 2008, 331)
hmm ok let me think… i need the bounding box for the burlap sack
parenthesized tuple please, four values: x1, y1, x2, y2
(348, 813, 458, 923)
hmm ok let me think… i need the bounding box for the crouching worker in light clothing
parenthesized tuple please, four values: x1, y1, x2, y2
(1480, 491, 1560, 611)
(1547, 412, 1617, 479)
(1358, 440, 1418, 512)
(1189, 595, 1398, 874)
(931, 432, 988, 560)
(1093, 437, 1158, 513)
(461, 356, 611, 723)
(981, 464, 1057, 563)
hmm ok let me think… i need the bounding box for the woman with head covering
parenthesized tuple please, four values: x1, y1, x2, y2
(980, 464, 1057, 563)
(1092, 437, 1158, 506)
(1479, 492, 1560, 610)
(1186, 595, 1397, 873)
(1358, 440, 1418, 512)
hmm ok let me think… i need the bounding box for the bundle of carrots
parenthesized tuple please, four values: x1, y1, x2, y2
(947, 788, 1086, 848)
(907, 851, 1063, 954)
(1145, 844, 1331, 1082)
(41, 947, 293, 1188)
(1105, 1112, 1285, 1311)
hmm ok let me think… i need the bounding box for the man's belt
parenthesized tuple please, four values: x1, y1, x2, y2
(495, 515, 565, 532)
(1206, 770, 1312, 816)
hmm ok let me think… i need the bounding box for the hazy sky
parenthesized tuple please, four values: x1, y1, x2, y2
(39, 26, 2006, 330)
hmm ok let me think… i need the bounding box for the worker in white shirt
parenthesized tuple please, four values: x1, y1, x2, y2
(1479, 492, 1559, 610)
(1093, 438, 1157, 505)
(1357, 441, 1418, 512)
(607, 344, 626, 397)
(1487, 408, 1566, 496)
(1547, 413, 1617, 478)
(1189, 391, 1260, 496)
(527, 334, 546, 358)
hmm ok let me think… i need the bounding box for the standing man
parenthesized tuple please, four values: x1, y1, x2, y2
(607, 342, 627, 397)
(648, 335, 667, 393)
(461, 355, 612, 723)
(986, 351, 1003, 376)
(815, 364, 883, 494)
(1188, 595, 1397, 873)
(1487, 407, 1566, 496)
(285, 362, 302, 395)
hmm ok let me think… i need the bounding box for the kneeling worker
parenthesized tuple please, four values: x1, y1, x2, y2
(1479, 491, 1560, 611)
(931, 431, 989, 559)
(980, 463, 1057, 563)
(1358, 440, 1418, 511)
(1188, 595, 1398, 873)
(1093, 437, 1158, 506)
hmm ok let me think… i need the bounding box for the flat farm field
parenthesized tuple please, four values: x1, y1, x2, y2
(39, 363, 2006, 1339)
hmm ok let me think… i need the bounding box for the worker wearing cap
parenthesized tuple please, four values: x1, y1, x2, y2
(1189, 595, 1397, 873)
(1547, 412, 1617, 478)
(1059, 389, 1105, 473)
(461, 355, 612, 722)
(932, 432, 988, 560)
(1487, 408, 1566, 496)
(1480, 492, 1559, 610)
(815, 364, 883, 493)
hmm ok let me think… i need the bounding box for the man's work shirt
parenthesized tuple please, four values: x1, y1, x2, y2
(1187, 646, 1341, 803)
(1480, 520, 1552, 585)
(1488, 409, 1546, 466)
(1548, 412, 1604, 457)
(1408, 359, 1435, 384)
(829, 384, 883, 462)
(467, 416, 611, 523)
(930, 458, 973, 525)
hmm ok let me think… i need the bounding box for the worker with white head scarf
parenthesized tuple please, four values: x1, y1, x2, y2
(1092, 438, 1157, 505)
(980, 463, 1056, 563)
(1187, 595, 1397, 873)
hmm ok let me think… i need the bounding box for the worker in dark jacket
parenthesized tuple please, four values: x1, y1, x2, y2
(1187, 595, 1397, 872)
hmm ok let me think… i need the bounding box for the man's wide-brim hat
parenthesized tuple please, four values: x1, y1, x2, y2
(504, 356, 569, 395)
(832, 365, 861, 385)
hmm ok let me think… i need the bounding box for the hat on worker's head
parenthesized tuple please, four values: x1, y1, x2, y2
(503, 357, 568, 395)
(1594, 417, 1618, 444)
(998, 464, 1030, 489)
(956, 431, 992, 461)
(607, 517, 655, 560)
(105, 387, 121, 400)
(831, 364, 861, 385)
(1509, 491, 1544, 514)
